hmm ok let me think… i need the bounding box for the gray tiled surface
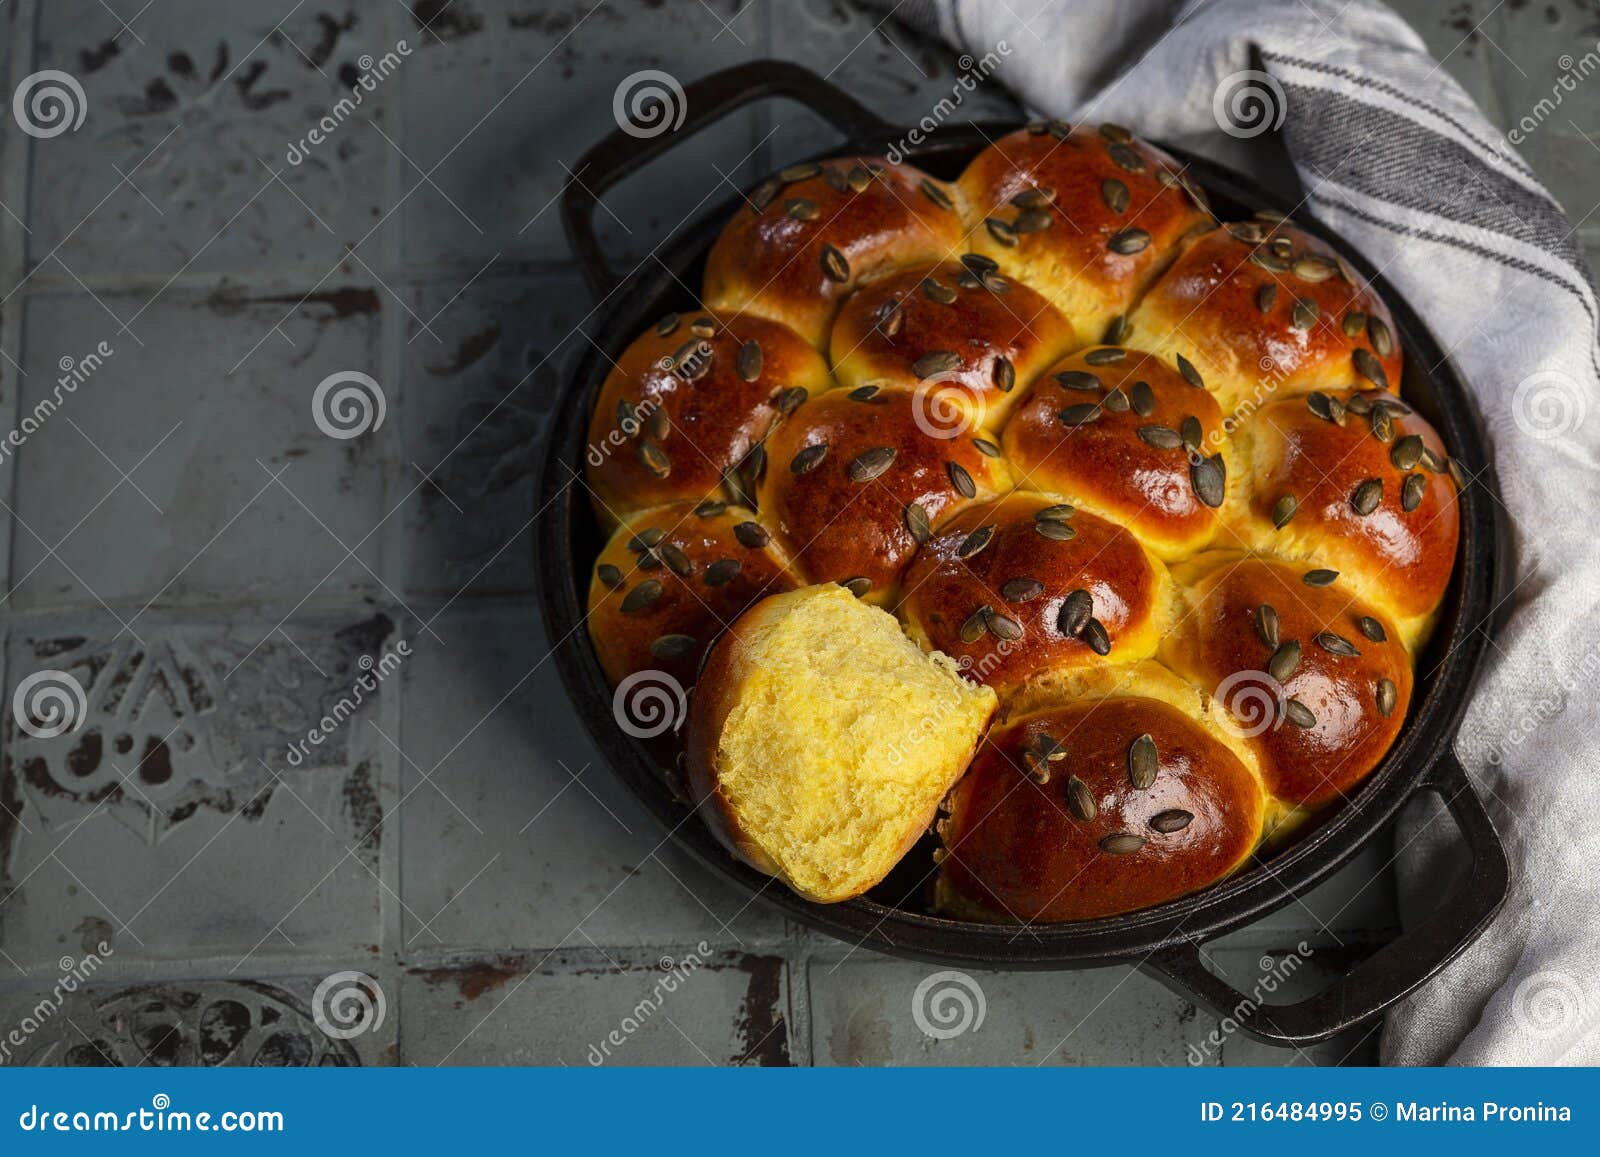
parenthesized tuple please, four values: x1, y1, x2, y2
(0, 0, 1588, 1067)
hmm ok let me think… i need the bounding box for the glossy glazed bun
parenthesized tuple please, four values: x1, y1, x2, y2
(955, 122, 1211, 340)
(1127, 220, 1404, 413)
(937, 669, 1263, 922)
(1162, 552, 1412, 811)
(586, 501, 798, 688)
(830, 259, 1077, 429)
(756, 386, 1011, 602)
(686, 585, 996, 903)
(897, 491, 1171, 694)
(703, 157, 965, 347)
(1227, 388, 1460, 646)
(1002, 346, 1235, 559)
(585, 311, 832, 524)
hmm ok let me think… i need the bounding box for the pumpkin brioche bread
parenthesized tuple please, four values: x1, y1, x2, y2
(685, 585, 997, 903)
(583, 122, 1464, 921)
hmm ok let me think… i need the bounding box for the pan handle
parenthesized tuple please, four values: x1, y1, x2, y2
(562, 60, 893, 298)
(1146, 750, 1509, 1047)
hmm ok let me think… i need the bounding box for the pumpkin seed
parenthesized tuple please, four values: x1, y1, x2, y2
(1293, 255, 1336, 282)
(847, 384, 880, 402)
(733, 521, 769, 549)
(1085, 347, 1127, 366)
(655, 313, 680, 337)
(913, 350, 961, 378)
(704, 558, 740, 587)
(1036, 503, 1076, 521)
(959, 605, 991, 645)
(1303, 568, 1339, 586)
(1257, 283, 1278, 313)
(1012, 186, 1056, 209)
(922, 277, 957, 305)
(1138, 424, 1184, 449)
(1401, 472, 1426, 512)
(961, 252, 999, 277)
(994, 356, 1015, 393)
(778, 161, 821, 183)
(948, 461, 977, 498)
(740, 443, 766, 487)
(1100, 123, 1133, 143)
(1343, 310, 1367, 338)
(1056, 370, 1102, 392)
(1100, 832, 1146, 855)
(1102, 386, 1130, 413)
(1181, 415, 1204, 452)
(958, 524, 996, 559)
(919, 178, 954, 211)
(1376, 677, 1398, 717)
(1036, 519, 1077, 541)
(639, 440, 671, 478)
(1107, 142, 1145, 173)
(1066, 776, 1097, 821)
(1272, 494, 1298, 528)
(1057, 588, 1093, 636)
(1370, 405, 1395, 444)
(647, 407, 670, 440)
(840, 576, 872, 598)
(749, 179, 780, 213)
(846, 163, 873, 192)
(1448, 457, 1469, 489)
(1268, 640, 1301, 683)
(1250, 249, 1290, 273)
(621, 580, 663, 614)
(1101, 178, 1130, 213)
(1128, 733, 1158, 790)
(775, 386, 808, 415)
(1391, 434, 1425, 470)
(597, 563, 624, 589)
(849, 446, 897, 482)
(784, 197, 818, 221)
(1109, 227, 1151, 254)
(985, 217, 1017, 247)
(1419, 446, 1446, 473)
(1013, 208, 1053, 234)
(1283, 698, 1317, 728)
(905, 502, 931, 544)
(1353, 347, 1388, 389)
(1176, 353, 1204, 390)
(637, 549, 662, 571)
(973, 436, 1002, 458)
(1083, 616, 1112, 655)
(1291, 298, 1318, 330)
(1149, 809, 1193, 834)
(1227, 221, 1268, 244)
(629, 528, 666, 552)
(1317, 630, 1360, 657)
(820, 243, 849, 282)
(1191, 453, 1226, 508)
(651, 633, 695, 660)
(1368, 315, 1394, 357)
(1359, 616, 1387, 643)
(1058, 403, 1101, 426)
(1255, 603, 1280, 649)
(1002, 577, 1044, 603)
(987, 610, 1023, 641)
(693, 499, 726, 518)
(1352, 477, 1383, 515)
(660, 543, 692, 577)
(1130, 380, 1156, 416)
(1307, 391, 1335, 421)
(737, 340, 762, 382)
(1346, 394, 1372, 415)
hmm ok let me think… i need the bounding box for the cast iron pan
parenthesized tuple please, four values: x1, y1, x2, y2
(539, 61, 1510, 1046)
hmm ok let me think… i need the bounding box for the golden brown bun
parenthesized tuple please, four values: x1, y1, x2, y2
(1000, 346, 1234, 559)
(1127, 220, 1404, 413)
(1162, 552, 1412, 809)
(896, 491, 1171, 694)
(585, 501, 799, 688)
(955, 123, 1211, 340)
(756, 387, 1011, 602)
(936, 690, 1263, 922)
(702, 157, 965, 347)
(584, 311, 832, 524)
(685, 585, 996, 903)
(829, 260, 1078, 429)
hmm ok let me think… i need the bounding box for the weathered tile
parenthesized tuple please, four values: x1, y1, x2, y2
(23, 0, 399, 284)
(398, 0, 767, 269)
(766, 0, 1021, 169)
(1385, 0, 1499, 122)
(394, 605, 786, 952)
(0, 612, 399, 969)
(0, 966, 396, 1066)
(8, 290, 388, 610)
(808, 954, 1218, 1066)
(1200, 945, 1382, 1067)
(399, 268, 590, 598)
(400, 947, 789, 1064)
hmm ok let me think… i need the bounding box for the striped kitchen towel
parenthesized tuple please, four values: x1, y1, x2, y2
(871, 0, 1600, 1064)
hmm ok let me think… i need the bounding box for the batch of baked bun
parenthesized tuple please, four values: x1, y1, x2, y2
(582, 122, 1463, 921)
